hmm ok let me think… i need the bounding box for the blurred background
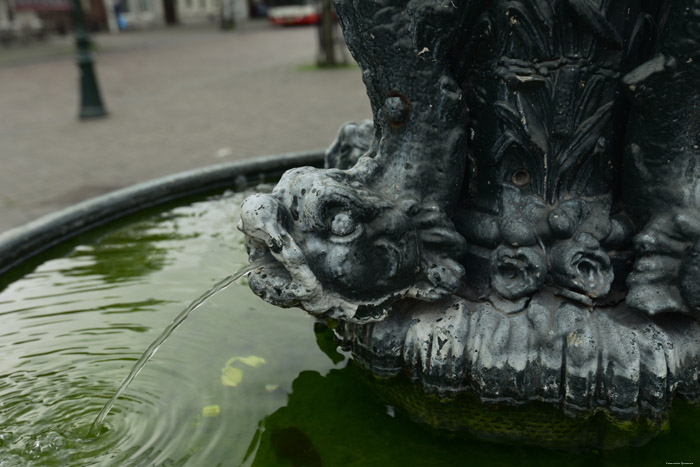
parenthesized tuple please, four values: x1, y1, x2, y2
(0, 0, 370, 233)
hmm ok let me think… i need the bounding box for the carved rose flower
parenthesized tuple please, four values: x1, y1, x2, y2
(550, 232, 613, 298)
(489, 245, 546, 299)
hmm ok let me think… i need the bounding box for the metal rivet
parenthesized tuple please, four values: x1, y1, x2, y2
(385, 95, 409, 124)
(512, 169, 531, 187)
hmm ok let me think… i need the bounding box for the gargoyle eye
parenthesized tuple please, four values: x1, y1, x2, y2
(331, 212, 357, 236)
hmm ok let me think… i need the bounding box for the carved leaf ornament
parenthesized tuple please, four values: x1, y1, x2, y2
(477, 0, 634, 300)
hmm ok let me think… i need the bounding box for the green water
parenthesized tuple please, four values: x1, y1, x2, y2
(90, 257, 271, 434)
(0, 189, 698, 466)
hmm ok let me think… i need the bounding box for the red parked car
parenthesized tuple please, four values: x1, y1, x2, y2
(267, 1, 319, 26)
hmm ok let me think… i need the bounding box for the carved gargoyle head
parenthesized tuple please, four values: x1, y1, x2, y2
(238, 166, 465, 323)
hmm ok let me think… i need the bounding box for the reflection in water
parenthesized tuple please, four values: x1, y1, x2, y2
(64, 220, 174, 284)
(248, 358, 700, 467)
(270, 427, 323, 467)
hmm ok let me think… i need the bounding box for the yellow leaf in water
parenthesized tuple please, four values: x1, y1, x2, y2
(238, 355, 266, 367)
(201, 404, 220, 418)
(221, 366, 243, 387)
(224, 355, 266, 368)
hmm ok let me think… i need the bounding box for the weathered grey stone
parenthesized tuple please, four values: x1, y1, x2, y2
(239, 0, 700, 444)
(340, 292, 700, 421)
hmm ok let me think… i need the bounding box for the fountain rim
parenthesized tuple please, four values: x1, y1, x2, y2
(0, 150, 324, 278)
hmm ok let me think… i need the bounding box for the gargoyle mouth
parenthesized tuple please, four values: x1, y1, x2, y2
(239, 193, 322, 310)
(244, 237, 309, 308)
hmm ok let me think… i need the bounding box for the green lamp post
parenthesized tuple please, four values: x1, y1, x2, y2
(73, 0, 107, 119)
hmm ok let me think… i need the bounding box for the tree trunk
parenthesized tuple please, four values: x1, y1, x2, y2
(317, 0, 335, 66)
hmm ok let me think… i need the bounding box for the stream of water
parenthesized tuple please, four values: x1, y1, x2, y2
(90, 257, 270, 433)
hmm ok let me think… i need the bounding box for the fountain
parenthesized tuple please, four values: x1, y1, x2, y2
(238, 0, 700, 450)
(0, 0, 699, 464)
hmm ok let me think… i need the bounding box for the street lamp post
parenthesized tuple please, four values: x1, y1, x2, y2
(73, 0, 107, 119)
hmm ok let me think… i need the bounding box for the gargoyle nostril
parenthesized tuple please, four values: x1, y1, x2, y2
(269, 238, 283, 254)
(240, 193, 292, 255)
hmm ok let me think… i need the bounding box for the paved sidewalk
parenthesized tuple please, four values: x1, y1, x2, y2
(0, 21, 371, 233)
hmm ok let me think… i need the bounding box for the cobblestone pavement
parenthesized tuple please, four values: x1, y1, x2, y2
(0, 21, 370, 233)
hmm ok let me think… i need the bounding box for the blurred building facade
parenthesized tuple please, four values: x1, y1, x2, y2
(115, 0, 249, 29)
(0, 0, 251, 37)
(1, 0, 77, 38)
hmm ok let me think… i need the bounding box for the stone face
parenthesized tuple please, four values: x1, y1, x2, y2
(239, 0, 700, 444)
